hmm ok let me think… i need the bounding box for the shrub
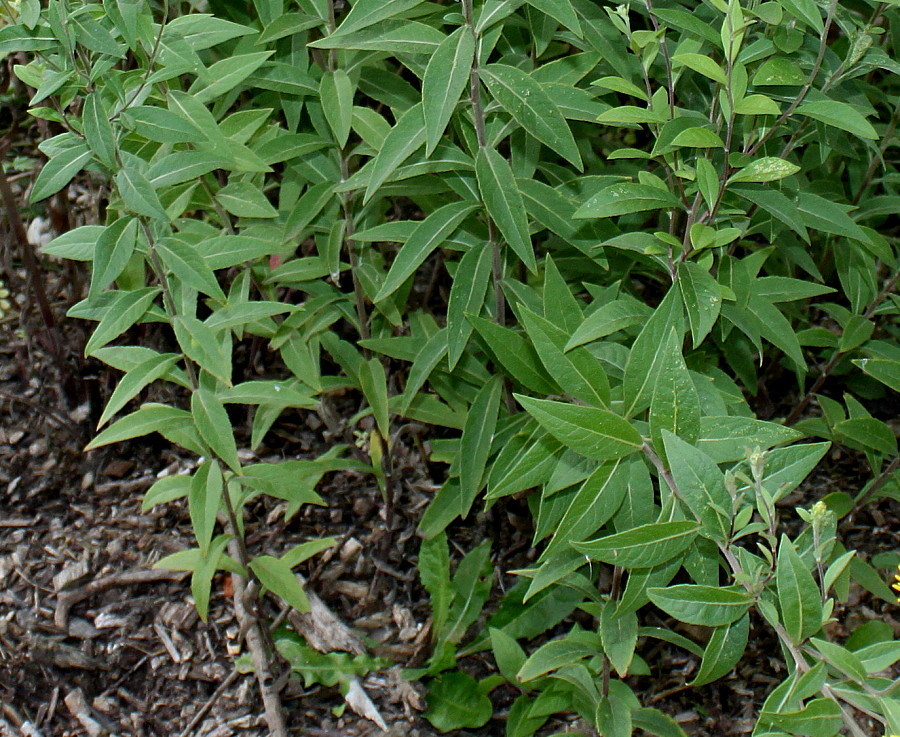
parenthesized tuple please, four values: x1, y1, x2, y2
(2, 0, 898, 734)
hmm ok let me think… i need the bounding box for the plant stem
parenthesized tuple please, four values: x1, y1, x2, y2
(461, 0, 506, 331)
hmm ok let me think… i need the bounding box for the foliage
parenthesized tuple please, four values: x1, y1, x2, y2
(2, 0, 899, 734)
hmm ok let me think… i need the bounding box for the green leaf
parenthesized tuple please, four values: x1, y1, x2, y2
(523, 0, 582, 36)
(364, 102, 426, 202)
(423, 27, 475, 155)
(86, 403, 191, 450)
(795, 100, 878, 140)
(320, 69, 354, 148)
(854, 357, 900, 393)
(517, 630, 603, 681)
(632, 707, 689, 737)
(90, 216, 138, 300)
(157, 237, 227, 302)
(732, 186, 809, 241)
(565, 296, 650, 350)
(192, 388, 241, 473)
(467, 315, 556, 394)
(834, 417, 897, 455)
(359, 357, 390, 446)
(670, 127, 724, 148)
(672, 52, 727, 84)
(600, 603, 638, 677)
(163, 14, 255, 49)
(542, 460, 628, 558)
(446, 540, 493, 642)
(490, 627, 527, 683)
(142, 474, 192, 512)
(216, 180, 279, 219)
(761, 442, 830, 501)
(98, 353, 181, 428)
(218, 380, 316, 408)
(173, 316, 232, 386)
(663, 431, 731, 541)
(516, 396, 642, 462)
(376, 201, 478, 301)
(83, 287, 161, 356)
(796, 192, 869, 243)
(476, 147, 536, 272)
(727, 157, 800, 184)
(447, 244, 492, 370)
(647, 585, 752, 626)
(677, 261, 722, 347)
(331, 0, 423, 36)
(697, 416, 802, 464)
(575, 520, 699, 568)
(733, 93, 781, 116)
(419, 533, 451, 638)
(249, 555, 310, 612)
(191, 534, 232, 622)
(425, 672, 492, 731)
(308, 20, 444, 54)
(82, 92, 116, 168)
(30, 142, 92, 202)
(189, 459, 223, 556)
(123, 106, 207, 143)
(519, 307, 609, 407)
(482, 63, 582, 169)
(574, 182, 681, 218)
(691, 614, 750, 686)
(191, 51, 272, 104)
(399, 330, 448, 415)
(459, 376, 504, 517)
(777, 535, 823, 644)
(280, 538, 337, 569)
(765, 698, 842, 737)
(649, 328, 701, 463)
(487, 423, 561, 501)
(622, 287, 683, 417)
(116, 166, 168, 219)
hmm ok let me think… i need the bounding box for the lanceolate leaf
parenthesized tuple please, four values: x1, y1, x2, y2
(83, 287, 162, 356)
(86, 403, 193, 450)
(191, 388, 240, 472)
(542, 460, 629, 558)
(423, 27, 475, 155)
(663, 431, 731, 541)
(189, 459, 223, 556)
(691, 614, 750, 686)
(647, 585, 752, 626)
(523, 0, 582, 36)
(574, 520, 700, 568)
(31, 140, 93, 204)
(459, 376, 503, 517)
(447, 244, 492, 370)
(677, 261, 721, 348)
(475, 147, 537, 273)
(98, 353, 181, 428)
(249, 555, 310, 612)
(516, 396, 642, 462)
(776, 535, 822, 644)
(375, 201, 478, 301)
(574, 182, 680, 219)
(364, 103, 426, 202)
(331, 0, 424, 37)
(481, 63, 582, 169)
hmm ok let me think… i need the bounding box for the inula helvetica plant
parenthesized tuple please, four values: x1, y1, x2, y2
(2, 0, 899, 733)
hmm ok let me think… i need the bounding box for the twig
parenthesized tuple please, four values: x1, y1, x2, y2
(54, 569, 188, 629)
(224, 535, 289, 737)
(0, 387, 82, 438)
(177, 668, 241, 737)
